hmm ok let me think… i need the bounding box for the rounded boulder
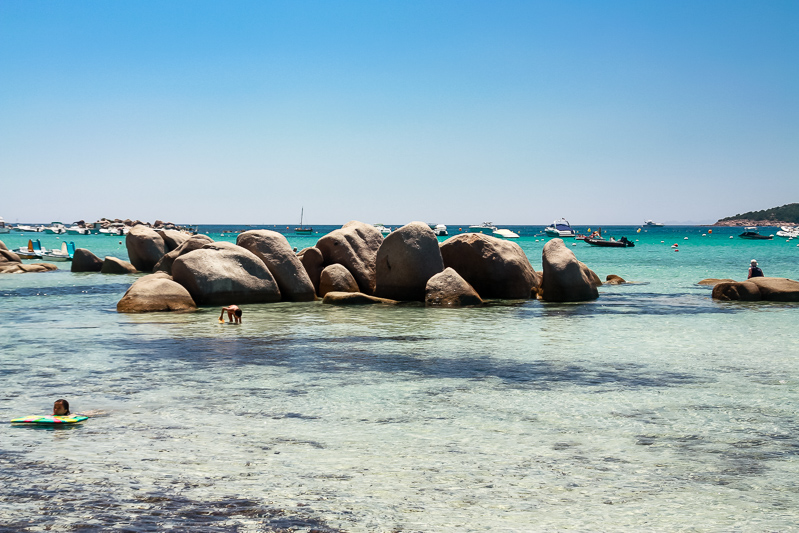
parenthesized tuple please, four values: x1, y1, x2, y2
(440, 233, 537, 300)
(71, 248, 103, 272)
(171, 241, 281, 305)
(425, 267, 482, 306)
(154, 234, 214, 274)
(237, 230, 316, 301)
(375, 222, 444, 301)
(126, 225, 167, 272)
(316, 221, 383, 294)
(117, 273, 197, 313)
(319, 264, 359, 296)
(540, 239, 599, 302)
(101, 256, 138, 274)
(298, 247, 325, 295)
(712, 281, 762, 301)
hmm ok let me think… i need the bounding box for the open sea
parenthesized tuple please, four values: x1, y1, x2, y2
(1, 224, 798, 532)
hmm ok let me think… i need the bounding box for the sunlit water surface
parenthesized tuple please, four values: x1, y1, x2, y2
(1, 226, 798, 531)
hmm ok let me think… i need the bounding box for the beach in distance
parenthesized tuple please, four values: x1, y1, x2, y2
(1, 224, 798, 531)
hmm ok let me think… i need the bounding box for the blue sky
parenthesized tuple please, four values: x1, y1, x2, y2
(1, 1, 796, 225)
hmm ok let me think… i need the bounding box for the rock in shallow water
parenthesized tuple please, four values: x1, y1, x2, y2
(237, 230, 316, 302)
(375, 221, 444, 301)
(316, 221, 383, 295)
(117, 273, 197, 313)
(540, 239, 598, 302)
(171, 242, 281, 305)
(319, 264, 359, 296)
(425, 267, 482, 306)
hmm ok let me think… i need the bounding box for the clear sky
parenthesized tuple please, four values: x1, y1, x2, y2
(1, 1, 797, 225)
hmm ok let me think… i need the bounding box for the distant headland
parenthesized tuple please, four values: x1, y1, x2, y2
(713, 203, 799, 226)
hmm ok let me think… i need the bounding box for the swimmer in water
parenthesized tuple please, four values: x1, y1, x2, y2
(53, 399, 70, 416)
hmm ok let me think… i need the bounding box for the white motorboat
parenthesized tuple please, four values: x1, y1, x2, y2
(644, 220, 664, 227)
(428, 223, 448, 236)
(100, 223, 129, 236)
(468, 222, 497, 234)
(11, 224, 39, 232)
(544, 218, 576, 238)
(492, 228, 520, 239)
(0, 217, 9, 234)
(42, 222, 67, 234)
(373, 223, 391, 235)
(776, 226, 799, 238)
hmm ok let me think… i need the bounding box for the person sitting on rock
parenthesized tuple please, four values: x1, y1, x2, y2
(219, 305, 242, 324)
(53, 399, 70, 416)
(748, 259, 764, 279)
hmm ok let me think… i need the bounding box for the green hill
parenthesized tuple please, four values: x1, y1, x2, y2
(718, 203, 799, 224)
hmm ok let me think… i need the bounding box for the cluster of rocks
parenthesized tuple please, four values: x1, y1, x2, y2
(80, 218, 185, 231)
(115, 221, 610, 313)
(0, 240, 58, 274)
(702, 278, 799, 302)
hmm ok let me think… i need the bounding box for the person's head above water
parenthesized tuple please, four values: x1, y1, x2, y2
(751, 259, 758, 266)
(53, 399, 70, 416)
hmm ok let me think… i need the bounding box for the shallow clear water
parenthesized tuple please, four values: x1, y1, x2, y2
(1, 226, 798, 531)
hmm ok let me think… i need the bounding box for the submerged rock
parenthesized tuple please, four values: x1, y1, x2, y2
(117, 272, 197, 313)
(698, 278, 736, 286)
(440, 233, 537, 300)
(316, 221, 383, 294)
(237, 230, 316, 301)
(425, 267, 482, 306)
(1, 262, 58, 274)
(322, 291, 399, 305)
(605, 274, 627, 285)
(540, 239, 598, 302)
(375, 222, 444, 301)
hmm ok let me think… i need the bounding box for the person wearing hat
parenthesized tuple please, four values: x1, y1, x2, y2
(748, 259, 764, 279)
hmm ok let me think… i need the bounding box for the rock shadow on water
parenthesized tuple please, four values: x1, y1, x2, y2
(122, 335, 703, 391)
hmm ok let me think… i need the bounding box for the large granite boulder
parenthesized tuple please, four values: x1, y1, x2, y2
(375, 222, 444, 301)
(316, 221, 383, 294)
(126, 225, 167, 271)
(0, 240, 8, 251)
(171, 241, 281, 305)
(711, 281, 762, 301)
(425, 267, 482, 307)
(101, 256, 138, 274)
(117, 272, 197, 313)
(71, 248, 103, 272)
(237, 230, 316, 301)
(298, 247, 325, 295)
(440, 233, 537, 300)
(154, 234, 214, 274)
(747, 277, 799, 302)
(319, 264, 359, 296)
(540, 239, 599, 302)
(322, 291, 398, 305)
(157, 229, 190, 252)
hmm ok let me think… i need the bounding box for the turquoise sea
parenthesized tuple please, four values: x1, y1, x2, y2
(1, 225, 798, 531)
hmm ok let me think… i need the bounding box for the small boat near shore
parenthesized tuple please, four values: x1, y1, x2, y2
(584, 236, 635, 248)
(738, 227, 773, 240)
(41, 241, 76, 261)
(14, 239, 43, 259)
(492, 228, 520, 239)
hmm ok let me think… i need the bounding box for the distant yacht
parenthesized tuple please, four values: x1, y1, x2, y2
(643, 220, 664, 227)
(0, 216, 9, 234)
(374, 223, 391, 235)
(428, 223, 448, 236)
(492, 228, 519, 239)
(544, 218, 576, 238)
(468, 222, 497, 235)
